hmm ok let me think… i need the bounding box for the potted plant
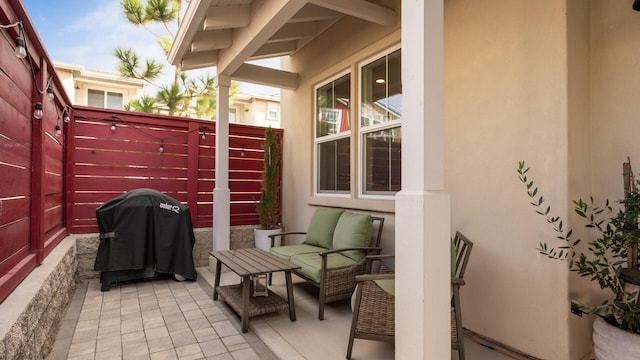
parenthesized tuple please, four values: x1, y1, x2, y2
(254, 126, 281, 250)
(517, 160, 640, 359)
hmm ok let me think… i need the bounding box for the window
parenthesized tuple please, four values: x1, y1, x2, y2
(229, 108, 237, 123)
(88, 89, 124, 110)
(315, 73, 351, 194)
(267, 103, 279, 121)
(360, 49, 402, 194)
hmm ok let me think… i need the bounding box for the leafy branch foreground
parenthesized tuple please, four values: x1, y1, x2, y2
(517, 161, 640, 333)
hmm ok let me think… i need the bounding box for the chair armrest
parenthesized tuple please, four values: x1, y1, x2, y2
(363, 254, 395, 261)
(355, 273, 395, 282)
(268, 232, 306, 247)
(318, 246, 383, 256)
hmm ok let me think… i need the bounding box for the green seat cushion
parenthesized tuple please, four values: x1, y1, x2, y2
(332, 212, 372, 261)
(290, 252, 356, 283)
(270, 244, 326, 261)
(350, 279, 395, 310)
(374, 279, 395, 296)
(303, 208, 345, 249)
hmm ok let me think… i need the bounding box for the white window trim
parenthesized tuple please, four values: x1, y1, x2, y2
(357, 45, 402, 198)
(313, 70, 351, 197)
(266, 103, 279, 121)
(87, 88, 125, 109)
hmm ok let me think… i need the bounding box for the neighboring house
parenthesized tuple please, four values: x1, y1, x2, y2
(230, 92, 280, 127)
(168, 1, 640, 359)
(56, 61, 279, 125)
(54, 61, 145, 110)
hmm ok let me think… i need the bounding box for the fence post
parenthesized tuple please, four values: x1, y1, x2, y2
(187, 121, 199, 225)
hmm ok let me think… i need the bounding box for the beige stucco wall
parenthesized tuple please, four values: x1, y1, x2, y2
(590, 2, 640, 199)
(444, 0, 583, 358)
(279, 0, 640, 359)
(280, 1, 399, 252)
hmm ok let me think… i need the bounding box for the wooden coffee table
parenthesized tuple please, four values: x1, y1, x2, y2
(210, 248, 301, 333)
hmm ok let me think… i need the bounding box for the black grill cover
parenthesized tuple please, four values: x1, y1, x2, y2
(94, 188, 197, 285)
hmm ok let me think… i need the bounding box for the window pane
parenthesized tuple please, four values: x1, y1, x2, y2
(317, 137, 350, 192)
(316, 74, 351, 137)
(361, 49, 402, 127)
(267, 103, 279, 120)
(107, 92, 124, 110)
(364, 127, 401, 193)
(87, 89, 104, 107)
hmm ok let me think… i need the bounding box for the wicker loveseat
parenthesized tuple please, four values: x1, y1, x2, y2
(269, 208, 384, 320)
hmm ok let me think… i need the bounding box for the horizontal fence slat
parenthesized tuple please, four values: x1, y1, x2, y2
(0, 196, 30, 227)
(70, 106, 283, 233)
(0, 219, 30, 265)
(0, 165, 30, 198)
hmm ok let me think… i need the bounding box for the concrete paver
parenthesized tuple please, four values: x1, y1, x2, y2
(47, 269, 277, 360)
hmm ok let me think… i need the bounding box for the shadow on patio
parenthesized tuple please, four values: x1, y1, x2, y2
(49, 263, 529, 360)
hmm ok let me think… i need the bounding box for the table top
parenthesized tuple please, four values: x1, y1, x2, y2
(210, 248, 300, 277)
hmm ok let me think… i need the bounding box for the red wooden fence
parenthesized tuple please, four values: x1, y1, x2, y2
(1, 0, 282, 303)
(68, 106, 282, 234)
(0, 0, 69, 303)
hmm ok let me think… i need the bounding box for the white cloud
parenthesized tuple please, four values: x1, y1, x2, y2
(58, 0, 179, 92)
(46, 0, 278, 96)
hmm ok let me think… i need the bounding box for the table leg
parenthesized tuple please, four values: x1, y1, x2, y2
(285, 271, 296, 322)
(241, 275, 250, 333)
(213, 259, 222, 300)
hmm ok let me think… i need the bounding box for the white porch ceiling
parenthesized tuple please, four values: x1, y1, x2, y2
(168, 0, 396, 90)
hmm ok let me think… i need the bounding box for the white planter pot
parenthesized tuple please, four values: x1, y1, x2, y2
(593, 316, 640, 359)
(254, 228, 281, 251)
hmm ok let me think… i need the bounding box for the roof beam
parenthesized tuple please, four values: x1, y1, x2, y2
(309, 0, 395, 26)
(288, 3, 341, 23)
(203, 5, 250, 31)
(191, 29, 233, 52)
(270, 22, 319, 42)
(180, 50, 219, 71)
(217, 0, 309, 77)
(232, 63, 298, 90)
(168, 0, 212, 66)
(252, 41, 298, 58)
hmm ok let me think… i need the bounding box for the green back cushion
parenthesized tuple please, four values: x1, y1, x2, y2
(332, 212, 372, 261)
(304, 208, 345, 249)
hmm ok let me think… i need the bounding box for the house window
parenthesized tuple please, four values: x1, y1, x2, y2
(267, 103, 279, 121)
(229, 108, 237, 123)
(88, 89, 124, 110)
(360, 49, 402, 194)
(315, 73, 351, 194)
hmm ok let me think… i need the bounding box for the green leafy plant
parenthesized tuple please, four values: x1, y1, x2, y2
(518, 160, 640, 333)
(257, 126, 280, 230)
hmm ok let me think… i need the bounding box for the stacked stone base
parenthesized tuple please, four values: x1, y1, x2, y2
(0, 226, 257, 360)
(0, 237, 77, 359)
(76, 225, 259, 280)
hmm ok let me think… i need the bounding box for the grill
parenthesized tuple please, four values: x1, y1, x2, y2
(94, 188, 197, 291)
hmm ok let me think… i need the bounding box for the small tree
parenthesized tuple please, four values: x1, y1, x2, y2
(517, 160, 640, 333)
(116, 0, 221, 117)
(257, 126, 280, 230)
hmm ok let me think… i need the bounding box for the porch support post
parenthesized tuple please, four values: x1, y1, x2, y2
(213, 75, 231, 252)
(396, 0, 449, 359)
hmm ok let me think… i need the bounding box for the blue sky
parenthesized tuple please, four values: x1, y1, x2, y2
(22, 0, 279, 96)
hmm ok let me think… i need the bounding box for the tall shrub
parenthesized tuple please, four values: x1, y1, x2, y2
(257, 126, 280, 229)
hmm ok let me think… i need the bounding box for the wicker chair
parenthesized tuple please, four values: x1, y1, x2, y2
(452, 231, 473, 360)
(346, 255, 395, 360)
(269, 211, 385, 320)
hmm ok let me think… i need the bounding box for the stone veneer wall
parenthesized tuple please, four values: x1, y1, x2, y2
(0, 236, 77, 359)
(76, 225, 258, 280)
